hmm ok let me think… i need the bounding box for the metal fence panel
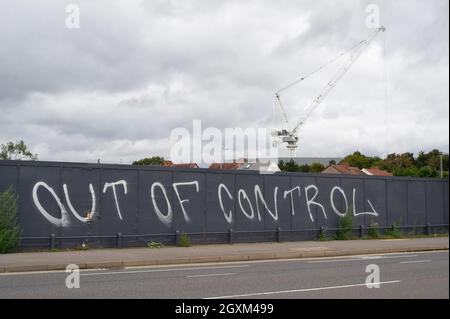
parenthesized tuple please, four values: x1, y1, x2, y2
(0, 160, 447, 249)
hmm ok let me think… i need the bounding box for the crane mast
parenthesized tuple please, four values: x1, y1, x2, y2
(274, 26, 386, 157)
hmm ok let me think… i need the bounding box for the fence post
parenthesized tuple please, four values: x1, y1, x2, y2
(359, 225, 365, 238)
(426, 223, 431, 235)
(50, 233, 56, 250)
(228, 229, 234, 244)
(175, 230, 181, 246)
(276, 228, 282, 243)
(116, 232, 123, 249)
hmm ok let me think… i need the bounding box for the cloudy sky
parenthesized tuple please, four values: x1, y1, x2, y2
(0, 0, 448, 164)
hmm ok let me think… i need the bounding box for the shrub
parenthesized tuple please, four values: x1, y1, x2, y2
(384, 222, 402, 239)
(0, 188, 21, 253)
(178, 233, 191, 247)
(147, 241, 164, 249)
(335, 211, 353, 240)
(368, 222, 380, 239)
(318, 231, 328, 241)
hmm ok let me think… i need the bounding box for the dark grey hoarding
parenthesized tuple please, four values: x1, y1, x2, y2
(0, 160, 448, 249)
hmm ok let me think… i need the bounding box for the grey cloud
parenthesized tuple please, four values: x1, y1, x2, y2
(0, 0, 448, 163)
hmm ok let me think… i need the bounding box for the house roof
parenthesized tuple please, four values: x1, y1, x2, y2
(209, 158, 248, 170)
(238, 161, 280, 172)
(362, 167, 393, 176)
(324, 164, 364, 175)
(208, 162, 242, 170)
(171, 163, 199, 169)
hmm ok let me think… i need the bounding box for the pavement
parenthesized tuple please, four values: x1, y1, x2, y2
(0, 237, 448, 273)
(0, 250, 448, 298)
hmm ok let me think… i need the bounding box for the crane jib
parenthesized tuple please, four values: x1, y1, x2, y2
(274, 26, 386, 156)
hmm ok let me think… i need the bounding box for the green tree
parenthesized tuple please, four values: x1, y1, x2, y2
(0, 188, 21, 253)
(298, 164, 310, 173)
(282, 159, 300, 172)
(278, 160, 285, 171)
(132, 156, 165, 166)
(309, 163, 325, 173)
(377, 152, 415, 172)
(418, 166, 438, 178)
(0, 140, 37, 161)
(416, 151, 428, 168)
(339, 151, 380, 169)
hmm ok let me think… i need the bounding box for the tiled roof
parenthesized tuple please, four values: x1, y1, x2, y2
(209, 163, 242, 170)
(325, 164, 364, 175)
(171, 163, 199, 169)
(362, 167, 393, 176)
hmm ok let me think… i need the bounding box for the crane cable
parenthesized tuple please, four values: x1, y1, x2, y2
(274, 38, 368, 131)
(383, 30, 390, 157)
(275, 39, 366, 95)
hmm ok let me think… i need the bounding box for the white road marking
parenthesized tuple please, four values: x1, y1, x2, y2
(81, 265, 248, 277)
(1, 250, 446, 276)
(205, 280, 402, 299)
(187, 273, 236, 278)
(400, 260, 432, 264)
(0, 268, 108, 276)
(308, 254, 418, 263)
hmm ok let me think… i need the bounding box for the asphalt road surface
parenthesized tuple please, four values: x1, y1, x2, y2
(0, 251, 448, 299)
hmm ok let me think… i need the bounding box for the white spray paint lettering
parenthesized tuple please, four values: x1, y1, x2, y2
(63, 183, 96, 223)
(238, 189, 255, 220)
(32, 179, 381, 228)
(352, 188, 379, 216)
(172, 181, 200, 223)
(103, 180, 127, 220)
(255, 185, 278, 221)
(330, 186, 348, 217)
(32, 181, 70, 227)
(284, 186, 301, 216)
(218, 183, 233, 224)
(151, 182, 172, 225)
(304, 185, 327, 222)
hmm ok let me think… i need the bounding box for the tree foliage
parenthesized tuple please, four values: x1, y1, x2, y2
(0, 140, 37, 161)
(132, 156, 165, 166)
(339, 151, 381, 169)
(278, 160, 325, 173)
(278, 149, 448, 178)
(0, 188, 21, 253)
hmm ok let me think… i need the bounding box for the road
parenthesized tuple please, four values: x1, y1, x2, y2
(0, 251, 447, 299)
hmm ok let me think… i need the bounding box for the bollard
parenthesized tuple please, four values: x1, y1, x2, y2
(50, 233, 56, 250)
(276, 228, 282, 243)
(359, 225, 365, 238)
(228, 229, 234, 244)
(116, 232, 123, 249)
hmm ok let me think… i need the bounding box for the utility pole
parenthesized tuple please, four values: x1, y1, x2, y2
(440, 153, 443, 179)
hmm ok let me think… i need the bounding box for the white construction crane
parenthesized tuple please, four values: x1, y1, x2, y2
(274, 26, 386, 157)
